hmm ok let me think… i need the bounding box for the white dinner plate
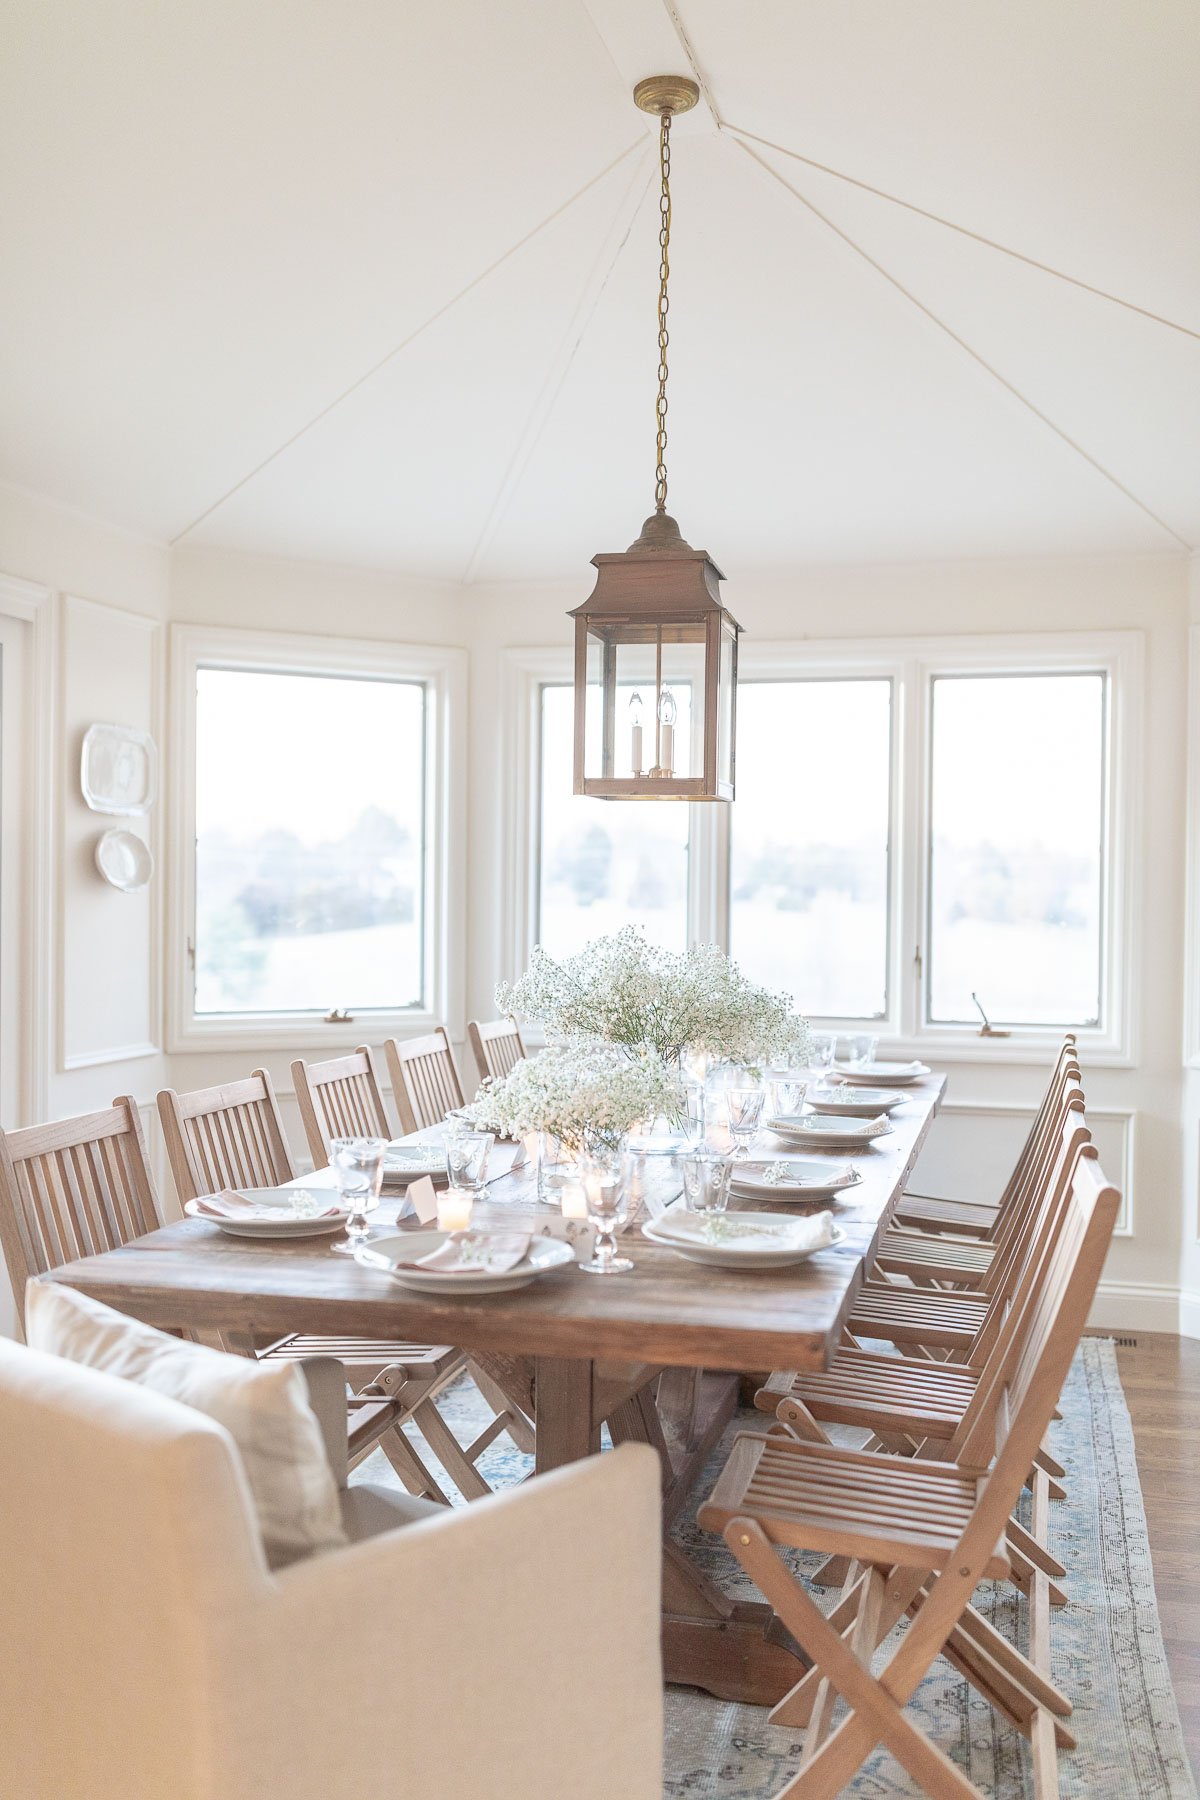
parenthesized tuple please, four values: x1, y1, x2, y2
(767, 1112, 893, 1148)
(832, 1060, 931, 1085)
(355, 1230, 575, 1294)
(798, 1086, 907, 1117)
(729, 1158, 863, 1200)
(383, 1144, 449, 1185)
(642, 1210, 845, 1269)
(184, 1188, 350, 1238)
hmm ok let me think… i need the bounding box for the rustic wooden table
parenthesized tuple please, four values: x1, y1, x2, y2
(49, 1075, 945, 1703)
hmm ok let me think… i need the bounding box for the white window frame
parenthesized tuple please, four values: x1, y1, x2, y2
(503, 629, 1142, 1067)
(167, 624, 467, 1054)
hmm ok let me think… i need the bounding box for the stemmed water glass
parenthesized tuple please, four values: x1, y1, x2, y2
(851, 1033, 879, 1070)
(329, 1136, 387, 1255)
(579, 1151, 633, 1275)
(682, 1080, 707, 1146)
(726, 1086, 764, 1158)
(810, 1032, 837, 1098)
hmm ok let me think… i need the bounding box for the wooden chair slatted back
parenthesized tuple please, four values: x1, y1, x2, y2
(973, 1054, 1082, 1300)
(384, 1029, 466, 1134)
(290, 1050, 392, 1169)
(894, 1139, 1120, 1693)
(982, 1039, 1080, 1269)
(0, 1100, 160, 1330)
(944, 1105, 1091, 1461)
(467, 1018, 525, 1087)
(983, 1034, 1077, 1238)
(157, 1072, 296, 1204)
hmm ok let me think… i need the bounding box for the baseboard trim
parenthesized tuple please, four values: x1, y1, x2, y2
(1089, 1280, 1186, 1336)
(1177, 1290, 1200, 1340)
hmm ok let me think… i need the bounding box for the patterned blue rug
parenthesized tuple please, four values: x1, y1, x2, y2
(355, 1339, 1196, 1798)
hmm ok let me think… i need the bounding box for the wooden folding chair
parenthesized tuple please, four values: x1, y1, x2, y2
(700, 1136, 1120, 1800)
(285, 1056, 536, 1481)
(383, 1027, 467, 1133)
(760, 1108, 1092, 1606)
(466, 1016, 526, 1088)
(840, 1076, 1085, 1357)
(0, 1099, 159, 1334)
(872, 1044, 1081, 1290)
(289, 1047, 393, 1169)
(894, 1037, 1076, 1240)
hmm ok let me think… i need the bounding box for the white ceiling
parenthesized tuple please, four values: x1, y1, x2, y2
(1, 0, 1197, 578)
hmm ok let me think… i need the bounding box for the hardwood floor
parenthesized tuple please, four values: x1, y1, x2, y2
(1108, 1331, 1200, 1777)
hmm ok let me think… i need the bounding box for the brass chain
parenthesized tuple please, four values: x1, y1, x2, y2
(654, 108, 672, 513)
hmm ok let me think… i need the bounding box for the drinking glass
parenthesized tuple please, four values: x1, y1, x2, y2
(445, 1129, 493, 1200)
(768, 1074, 808, 1121)
(682, 1080, 707, 1145)
(811, 1032, 836, 1081)
(329, 1136, 387, 1255)
(681, 1150, 733, 1215)
(851, 1033, 879, 1069)
(726, 1086, 764, 1157)
(579, 1151, 632, 1275)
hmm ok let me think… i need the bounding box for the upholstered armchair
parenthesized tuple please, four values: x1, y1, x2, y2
(0, 1337, 664, 1800)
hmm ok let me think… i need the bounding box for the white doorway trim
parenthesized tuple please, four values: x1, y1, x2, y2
(0, 574, 56, 1123)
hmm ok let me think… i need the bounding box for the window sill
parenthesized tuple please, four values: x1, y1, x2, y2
(167, 1010, 448, 1058)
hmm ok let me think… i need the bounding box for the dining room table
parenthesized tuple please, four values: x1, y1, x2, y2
(47, 1071, 946, 1705)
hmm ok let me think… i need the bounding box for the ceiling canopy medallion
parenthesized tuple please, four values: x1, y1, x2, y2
(569, 75, 740, 803)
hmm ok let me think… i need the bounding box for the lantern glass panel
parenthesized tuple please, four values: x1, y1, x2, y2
(718, 615, 737, 791)
(583, 620, 706, 785)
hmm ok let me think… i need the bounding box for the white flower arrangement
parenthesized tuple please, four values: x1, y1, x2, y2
(497, 927, 811, 1072)
(467, 1040, 683, 1156)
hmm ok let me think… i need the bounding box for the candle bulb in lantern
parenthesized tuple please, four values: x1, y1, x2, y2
(658, 687, 677, 777)
(628, 689, 644, 777)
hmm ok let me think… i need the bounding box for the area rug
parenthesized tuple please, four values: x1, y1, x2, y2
(354, 1339, 1196, 1798)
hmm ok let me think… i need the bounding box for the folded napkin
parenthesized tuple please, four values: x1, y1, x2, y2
(193, 1188, 344, 1222)
(784, 1209, 838, 1251)
(394, 1230, 532, 1276)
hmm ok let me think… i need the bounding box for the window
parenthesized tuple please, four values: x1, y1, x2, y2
(927, 672, 1106, 1027)
(512, 631, 1136, 1060)
(731, 679, 892, 1017)
(537, 683, 689, 957)
(171, 626, 465, 1049)
(194, 668, 426, 1015)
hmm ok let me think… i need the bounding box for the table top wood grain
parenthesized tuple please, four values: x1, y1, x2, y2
(47, 1077, 945, 1372)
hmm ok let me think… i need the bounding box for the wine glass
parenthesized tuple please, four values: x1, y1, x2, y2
(681, 1150, 734, 1215)
(726, 1086, 764, 1158)
(329, 1136, 387, 1255)
(579, 1152, 633, 1275)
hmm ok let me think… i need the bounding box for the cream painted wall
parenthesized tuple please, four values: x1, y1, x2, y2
(0, 483, 171, 1336)
(466, 553, 1191, 1331)
(0, 493, 1195, 1338)
(1178, 558, 1200, 1337)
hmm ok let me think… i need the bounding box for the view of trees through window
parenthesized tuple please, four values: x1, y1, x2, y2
(928, 672, 1106, 1026)
(731, 679, 892, 1017)
(538, 684, 688, 957)
(194, 668, 425, 1014)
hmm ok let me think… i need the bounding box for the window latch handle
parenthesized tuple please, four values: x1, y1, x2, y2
(971, 992, 1011, 1039)
(323, 1007, 354, 1025)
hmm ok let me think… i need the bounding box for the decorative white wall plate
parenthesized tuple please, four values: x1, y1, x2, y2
(81, 722, 158, 815)
(94, 828, 153, 892)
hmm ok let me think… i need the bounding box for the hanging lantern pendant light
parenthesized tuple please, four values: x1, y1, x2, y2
(569, 76, 741, 803)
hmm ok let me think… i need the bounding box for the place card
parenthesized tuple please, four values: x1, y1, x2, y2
(407, 1175, 440, 1225)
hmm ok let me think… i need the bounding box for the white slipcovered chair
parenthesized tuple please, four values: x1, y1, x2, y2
(0, 1334, 664, 1800)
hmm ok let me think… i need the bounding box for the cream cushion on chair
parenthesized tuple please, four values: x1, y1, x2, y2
(25, 1280, 346, 1558)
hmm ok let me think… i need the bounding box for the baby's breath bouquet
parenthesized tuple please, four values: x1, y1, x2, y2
(467, 1041, 682, 1157)
(497, 927, 810, 1073)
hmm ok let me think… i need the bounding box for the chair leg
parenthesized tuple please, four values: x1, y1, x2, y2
(376, 1422, 452, 1503)
(726, 1522, 981, 1800)
(468, 1362, 536, 1455)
